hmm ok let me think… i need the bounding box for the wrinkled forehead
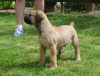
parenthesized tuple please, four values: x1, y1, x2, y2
(30, 11, 37, 16)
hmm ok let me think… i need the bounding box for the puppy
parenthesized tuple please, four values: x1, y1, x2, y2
(24, 10, 81, 69)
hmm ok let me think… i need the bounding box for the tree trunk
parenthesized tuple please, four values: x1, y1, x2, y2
(61, 2, 64, 13)
(85, 3, 94, 12)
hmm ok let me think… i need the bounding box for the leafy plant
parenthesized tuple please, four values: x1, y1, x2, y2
(95, 3, 100, 9)
(0, 1, 15, 9)
(25, 2, 34, 7)
(64, 2, 85, 11)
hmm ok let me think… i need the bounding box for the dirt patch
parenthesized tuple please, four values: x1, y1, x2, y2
(0, 7, 100, 16)
(88, 10, 100, 17)
(0, 7, 34, 14)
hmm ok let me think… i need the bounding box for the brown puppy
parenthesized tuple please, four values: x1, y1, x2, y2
(24, 10, 81, 69)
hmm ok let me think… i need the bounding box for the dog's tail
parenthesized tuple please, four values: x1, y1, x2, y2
(70, 22, 74, 27)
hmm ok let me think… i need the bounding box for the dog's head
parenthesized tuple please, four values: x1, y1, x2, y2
(24, 10, 44, 26)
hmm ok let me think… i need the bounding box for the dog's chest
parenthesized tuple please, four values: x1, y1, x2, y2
(38, 35, 55, 49)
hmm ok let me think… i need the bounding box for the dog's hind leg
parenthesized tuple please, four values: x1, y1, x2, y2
(72, 36, 81, 61)
(39, 45, 46, 65)
(57, 48, 64, 57)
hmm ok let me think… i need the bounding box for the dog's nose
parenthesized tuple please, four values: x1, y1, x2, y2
(24, 16, 32, 25)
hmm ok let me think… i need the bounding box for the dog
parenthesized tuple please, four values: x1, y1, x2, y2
(24, 10, 81, 69)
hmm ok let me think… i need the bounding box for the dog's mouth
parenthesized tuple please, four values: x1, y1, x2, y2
(24, 15, 32, 25)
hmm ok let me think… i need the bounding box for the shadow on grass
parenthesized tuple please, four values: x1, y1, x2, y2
(57, 56, 75, 61)
(2, 55, 75, 72)
(2, 56, 50, 72)
(0, 29, 14, 36)
(0, 12, 15, 16)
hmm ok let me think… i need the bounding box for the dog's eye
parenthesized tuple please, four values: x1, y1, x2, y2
(30, 12, 34, 16)
(30, 12, 31, 15)
(30, 12, 33, 16)
(28, 14, 32, 16)
(30, 13, 35, 16)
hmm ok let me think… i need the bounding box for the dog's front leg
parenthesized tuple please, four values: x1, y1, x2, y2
(39, 45, 46, 65)
(50, 45, 57, 70)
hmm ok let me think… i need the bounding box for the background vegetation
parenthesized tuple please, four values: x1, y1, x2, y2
(64, 2, 100, 11)
(0, 1, 15, 9)
(64, 2, 85, 11)
(0, 13, 100, 76)
(0, 1, 100, 11)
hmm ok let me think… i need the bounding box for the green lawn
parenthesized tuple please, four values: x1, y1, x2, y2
(0, 13, 100, 76)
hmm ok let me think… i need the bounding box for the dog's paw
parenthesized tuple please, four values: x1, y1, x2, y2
(50, 65, 57, 70)
(75, 58, 81, 61)
(50, 67, 57, 70)
(38, 63, 44, 65)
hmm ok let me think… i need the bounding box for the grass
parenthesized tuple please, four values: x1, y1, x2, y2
(0, 13, 100, 76)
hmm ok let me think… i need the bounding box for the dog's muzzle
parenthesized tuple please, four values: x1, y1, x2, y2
(24, 15, 32, 25)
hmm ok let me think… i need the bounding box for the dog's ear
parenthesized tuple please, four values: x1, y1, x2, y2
(35, 11, 44, 23)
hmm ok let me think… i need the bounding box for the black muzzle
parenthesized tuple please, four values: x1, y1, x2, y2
(24, 15, 32, 25)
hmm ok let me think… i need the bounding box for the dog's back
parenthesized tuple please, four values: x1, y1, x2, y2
(53, 22, 77, 49)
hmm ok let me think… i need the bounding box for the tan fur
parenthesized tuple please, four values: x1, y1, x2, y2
(24, 10, 81, 70)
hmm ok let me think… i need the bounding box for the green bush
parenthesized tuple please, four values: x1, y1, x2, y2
(25, 2, 34, 7)
(64, 2, 85, 11)
(95, 3, 100, 9)
(0, 1, 15, 9)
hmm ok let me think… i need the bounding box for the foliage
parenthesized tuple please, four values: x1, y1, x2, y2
(95, 3, 100, 9)
(25, 2, 34, 7)
(64, 2, 100, 11)
(0, 1, 15, 9)
(0, 1, 34, 9)
(64, 2, 85, 11)
(0, 13, 100, 76)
